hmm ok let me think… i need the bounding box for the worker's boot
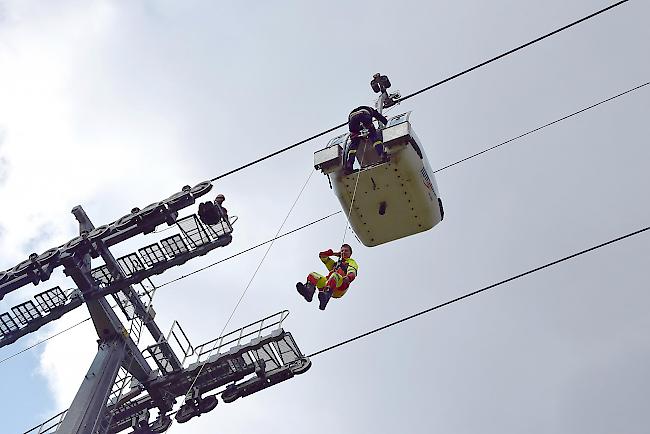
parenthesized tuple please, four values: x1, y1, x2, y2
(296, 282, 315, 302)
(318, 290, 332, 310)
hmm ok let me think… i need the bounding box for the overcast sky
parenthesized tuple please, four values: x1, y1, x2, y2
(0, 1, 649, 433)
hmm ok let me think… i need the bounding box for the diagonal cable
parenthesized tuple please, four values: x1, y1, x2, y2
(433, 81, 649, 174)
(175, 168, 316, 414)
(308, 223, 650, 358)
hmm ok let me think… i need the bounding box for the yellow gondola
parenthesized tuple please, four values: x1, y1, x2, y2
(314, 106, 443, 247)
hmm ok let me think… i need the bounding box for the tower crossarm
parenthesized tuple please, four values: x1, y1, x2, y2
(106, 322, 311, 433)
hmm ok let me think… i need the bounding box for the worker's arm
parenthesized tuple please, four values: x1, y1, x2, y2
(371, 108, 388, 126)
(319, 249, 337, 271)
(343, 258, 358, 284)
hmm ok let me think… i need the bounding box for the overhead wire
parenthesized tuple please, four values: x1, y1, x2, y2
(207, 0, 630, 182)
(0, 317, 91, 364)
(433, 81, 649, 174)
(2, 79, 646, 365)
(398, 0, 630, 102)
(308, 223, 650, 358)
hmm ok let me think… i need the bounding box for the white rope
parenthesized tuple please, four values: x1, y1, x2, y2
(172, 167, 316, 421)
(341, 138, 368, 245)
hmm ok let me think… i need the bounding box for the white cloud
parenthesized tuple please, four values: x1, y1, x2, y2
(36, 311, 97, 410)
(0, 0, 195, 417)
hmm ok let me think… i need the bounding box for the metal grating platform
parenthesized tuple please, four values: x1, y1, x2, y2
(160, 234, 189, 258)
(253, 344, 281, 371)
(0, 312, 19, 337)
(11, 300, 42, 325)
(112, 291, 136, 321)
(273, 334, 302, 365)
(91, 265, 118, 287)
(34, 286, 67, 313)
(204, 218, 233, 239)
(146, 341, 177, 375)
(176, 215, 211, 249)
(138, 243, 167, 267)
(190, 311, 289, 366)
(117, 253, 145, 277)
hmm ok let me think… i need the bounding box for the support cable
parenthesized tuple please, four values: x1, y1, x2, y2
(399, 0, 630, 102)
(207, 0, 630, 182)
(308, 223, 650, 358)
(0, 318, 91, 364)
(433, 81, 649, 174)
(2, 80, 645, 365)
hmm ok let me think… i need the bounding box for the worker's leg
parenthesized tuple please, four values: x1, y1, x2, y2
(348, 113, 364, 134)
(297, 272, 326, 302)
(318, 273, 348, 310)
(345, 139, 359, 173)
(368, 125, 385, 158)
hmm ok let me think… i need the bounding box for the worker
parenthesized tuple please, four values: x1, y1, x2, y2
(214, 194, 228, 222)
(198, 194, 227, 226)
(345, 106, 388, 173)
(296, 244, 358, 310)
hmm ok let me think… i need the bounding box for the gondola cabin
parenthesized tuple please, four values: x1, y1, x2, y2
(314, 112, 443, 247)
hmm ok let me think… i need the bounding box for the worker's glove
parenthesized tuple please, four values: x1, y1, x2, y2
(336, 268, 346, 276)
(342, 276, 350, 287)
(346, 273, 356, 283)
(319, 249, 334, 257)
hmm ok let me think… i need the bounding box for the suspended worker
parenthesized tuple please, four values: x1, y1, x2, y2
(345, 106, 388, 173)
(296, 244, 358, 310)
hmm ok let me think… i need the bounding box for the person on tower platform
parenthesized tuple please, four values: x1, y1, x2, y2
(296, 244, 358, 310)
(345, 106, 388, 173)
(198, 194, 228, 226)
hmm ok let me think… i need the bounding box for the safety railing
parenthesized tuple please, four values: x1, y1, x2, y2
(23, 409, 67, 434)
(90, 213, 232, 290)
(189, 310, 289, 366)
(165, 319, 195, 366)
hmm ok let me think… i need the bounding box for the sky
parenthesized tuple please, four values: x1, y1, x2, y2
(0, 0, 649, 433)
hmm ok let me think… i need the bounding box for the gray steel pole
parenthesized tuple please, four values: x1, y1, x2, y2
(57, 205, 157, 434)
(56, 338, 126, 434)
(71, 206, 182, 371)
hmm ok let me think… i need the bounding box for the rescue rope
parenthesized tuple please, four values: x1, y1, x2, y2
(341, 139, 368, 245)
(207, 0, 630, 183)
(175, 168, 316, 416)
(308, 222, 650, 358)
